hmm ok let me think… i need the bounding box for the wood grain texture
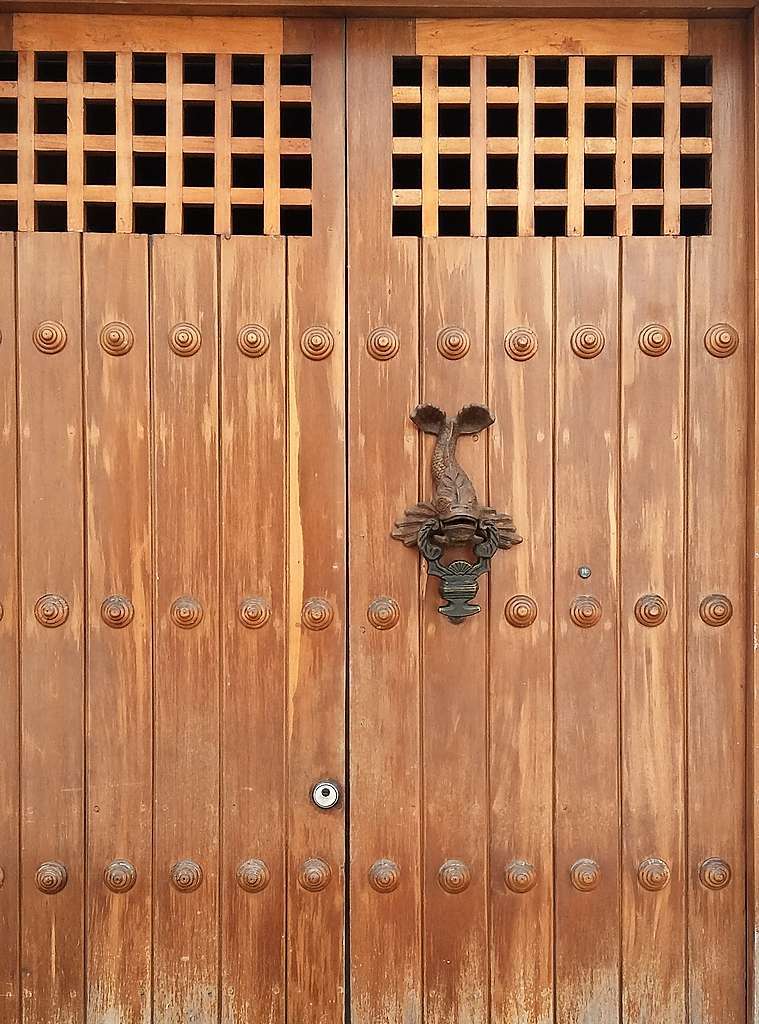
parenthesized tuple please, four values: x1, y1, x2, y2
(151, 235, 219, 1024)
(554, 236, 620, 1024)
(421, 236, 489, 1024)
(0, 234, 18, 1024)
(83, 233, 152, 1024)
(488, 237, 553, 1024)
(0, 0, 750, 12)
(219, 235, 287, 1024)
(620, 236, 685, 1024)
(752, 16, 759, 1023)
(284, 19, 346, 1024)
(17, 232, 85, 1024)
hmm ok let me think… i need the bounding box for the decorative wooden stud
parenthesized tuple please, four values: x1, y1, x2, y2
(33, 321, 67, 354)
(34, 594, 69, 628)
(504, 859, 537, 893)
(170, 596, 204, 629)
(699, 593, 732, 627)
(0, 865, 4, 889)
(637, 856, 671, 891)
(634, 593, 668, 627)
(35, 861, 68, 894)
(100, 594, 135, 629)
(366, 327, 400, 361)
(0, 601, 4, 623)
(298, 857, 332, 892)
(238, 596, 271, 629)
(368, 858, 400, 893)
(103, 859, 137, 893)
(570, 858, 600, 892)
(169, 322, 202, 357)
(367, 596, 400, 630)
(569, 594, 602, 628)
(301, 597, 334, 631)
(638, 323, 672, 357)
(698, 857, 731, 890)
(236, 858, 271, 893)
(300, 326, 334, 361)
(570, 325, 605, 359)
(704, 323, 739, 358)
(437, 859, 471, 894)
(237, 324, 270, 358)
(436, 326, 470, 360)
(100, 321, 135, 357)
(504, 326, 538, 362)
(504, 595, 538, 628)
(170, 859, 203, 892)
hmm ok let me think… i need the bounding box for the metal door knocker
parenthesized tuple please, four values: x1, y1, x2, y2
(392, 403, 522, 623)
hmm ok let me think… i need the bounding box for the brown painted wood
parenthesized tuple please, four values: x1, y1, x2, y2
(284, 18, 346, 1024)
(620, 235, 686, 1023)
(421, 236, 489, 1024)
(488, 236, 554, 1024)
(219, 235, 287, 1024)
(83, 233, 152, 1024)
(554, 236, 620, 1024)
(151, 234, 220, 1023)
(346, 18, 422, 1024)
(17, 232, 85, 1024)
(0, 233, 19, 1024)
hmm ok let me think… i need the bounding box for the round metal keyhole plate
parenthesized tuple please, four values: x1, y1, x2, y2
(311, 779, 341, 810)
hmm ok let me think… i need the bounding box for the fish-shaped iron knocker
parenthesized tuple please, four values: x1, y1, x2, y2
(392, 403, 522, 623)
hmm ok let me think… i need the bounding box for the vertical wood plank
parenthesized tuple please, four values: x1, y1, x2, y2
(422, 55, 438, 238)
(620, 236, 686, 1024)
(165, 54, 182, 234)
(219, 235, 287, 1024)
(263, 52, 281, 236)
(67, 51, 84, 232)
(151, 235, 219, 1023)
(284, 19, 346, 1024)
(422, 236, 488, 1024)
(0, 234, 19, 1024)
(83, 234, 151, 1024)
(663, 55, 680, 236)
(17, 232, 84, 1024)
(567, 56, 584, 235)
(686, 22, 748, 1024)
(347, 19, 421, 1024)
(214, 54, 232, 236)
(470, 55, 486, 237)
(488, 236, 553, 1024)
(16, 52, 33, 231)
(752, 16, 759, 1023)
(517, 55, 535, 236)
(115, 52, 134, 233)
(616, 56, 632, 237)
(554, 236, 620, 1024)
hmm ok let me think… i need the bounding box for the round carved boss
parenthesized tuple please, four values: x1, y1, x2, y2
(302, 597, 333, 631)
(704, 323, 739, 358)
(169, 322, 202, 357)
(638, 323, 672, 357)
(35, 861, 68, 894)
(637, 857, 671, 892)
(504, 595, 538, 628)
(699, 593, 732, 627)
(237, 323, 270, 358)
(99, 321, 134, 357)
(437, 859, 471, 894)
(504, 859, 537, 894)
(101, 594, 134, 629)
(368, 858, 400, 893)
(238, 596, 271, 629)
(570, 858, 600, 892)
(366, 327, 400, 361)
(34, 593, 69, 628)
(569, 595, 602, 628)
(367, 596, 400, 630)
(634, 593, 668, 627)
(104, 859, 137, 893)
(301, 326, 334, 361)
(170, 596, 204, 629)
(298, 857, 332, 892)
(504, 326, 538, 362)
(436, 326, 470, 360)
(699, 857, 732, 891)
(570, 325, 605, 359)
(170, 859, 203, 892)
(33, 321, 67, 354)
(237, 858, 270, 893)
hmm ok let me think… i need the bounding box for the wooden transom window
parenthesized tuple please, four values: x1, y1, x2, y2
(0, 40, 313, 235)
(391, 54, 713, 238)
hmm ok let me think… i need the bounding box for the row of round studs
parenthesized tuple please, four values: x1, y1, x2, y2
(19, 854, 731, 896)
(16, 592, 733, 631)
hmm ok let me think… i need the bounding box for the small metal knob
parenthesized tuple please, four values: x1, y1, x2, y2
(311, 779, 341, 810)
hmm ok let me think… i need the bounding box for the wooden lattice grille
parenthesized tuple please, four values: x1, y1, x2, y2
(0, 47, 313, 234)
(391, 54, 713, 237)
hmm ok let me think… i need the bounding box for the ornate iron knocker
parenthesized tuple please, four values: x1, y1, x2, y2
(392, 403, 522, 623)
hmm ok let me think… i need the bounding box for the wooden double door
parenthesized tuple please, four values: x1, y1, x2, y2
(0, 14, 753, 1024)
